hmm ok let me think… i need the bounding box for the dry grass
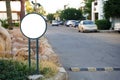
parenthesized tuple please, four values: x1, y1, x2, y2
(40, 60, 58, 78)
(0, 52, 13, 59)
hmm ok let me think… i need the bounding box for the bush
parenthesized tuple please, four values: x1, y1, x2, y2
(13, 22, 19, 27)
(0, 59, 36, 80)
(0, 19, 9, 28)
(95, 19, 111, 30)
(40, 61, 58, 78)
(0, 58, 59, 79)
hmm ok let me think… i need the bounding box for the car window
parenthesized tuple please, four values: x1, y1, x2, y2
(83, 21, 94, 25)
(52, 20, 57, 23)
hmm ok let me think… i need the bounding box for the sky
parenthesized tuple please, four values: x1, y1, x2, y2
(0, 0, 84, 13)
(34, 0, 84, 13)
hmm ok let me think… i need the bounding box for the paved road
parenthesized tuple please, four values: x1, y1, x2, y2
(45, 25, 120, 80)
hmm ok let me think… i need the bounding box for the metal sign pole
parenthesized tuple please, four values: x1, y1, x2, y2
(28, 38, 31, 69)
(36, 38, 39, 74)
(20, 13, 47, 76)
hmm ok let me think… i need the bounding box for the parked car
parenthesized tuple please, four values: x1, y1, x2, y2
(58, 21, 64, 25)
(78, 20, 98, 32)
(73, 20, 80, 28)
(114, 22, 120, 33)
(51, 20, 59, 26)
(65, 20, 76, 27)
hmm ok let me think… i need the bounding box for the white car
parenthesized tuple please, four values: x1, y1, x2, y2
(51, 20, 59, 26)
(114, 23, 120, 33)
(78, 20, 98, 32)
(65, 20, 76, 27)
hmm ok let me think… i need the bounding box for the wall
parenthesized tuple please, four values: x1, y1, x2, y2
(91, 0, 105, 21)
(0, 1, 20, 21)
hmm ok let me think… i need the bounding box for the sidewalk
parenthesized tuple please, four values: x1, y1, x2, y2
(99, 30, 118, 33)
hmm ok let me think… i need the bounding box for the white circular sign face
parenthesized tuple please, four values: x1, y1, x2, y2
(20, 13, 47, 39)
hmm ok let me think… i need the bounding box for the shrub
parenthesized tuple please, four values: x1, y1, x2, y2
(0, 58, 59, 79)
(13, 22, 19, 27)
(40, 61, 58, 78)
(95, 19, 111, 30)
(0, 59, 36, 80)
(0, 19, 9, 28)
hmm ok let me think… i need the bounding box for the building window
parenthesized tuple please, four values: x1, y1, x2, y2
(94, 2, 97, 5)
(95, 13, 98, 20)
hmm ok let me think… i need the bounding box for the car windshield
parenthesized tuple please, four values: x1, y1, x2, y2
(52, 20, 57, 23)
(76, 21, 80, 23)
(83, 21, 94, 25)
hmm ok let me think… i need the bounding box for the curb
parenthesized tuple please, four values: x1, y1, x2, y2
(99, 30, 117, 33)
(28, 67, 68, 80)
(46, 67, 68, 80)
(70, 67, 120, 72)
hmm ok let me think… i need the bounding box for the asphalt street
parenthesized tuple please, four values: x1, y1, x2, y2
(45, 25, 120, 80)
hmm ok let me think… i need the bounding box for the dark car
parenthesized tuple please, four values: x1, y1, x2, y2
(58, 21, 64, 25)
(73, 20, 80, 28)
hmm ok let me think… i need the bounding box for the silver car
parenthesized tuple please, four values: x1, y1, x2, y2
(65, 20, 76, 27)
(78, 20, 98, 32)
(52, 20, 59, 26)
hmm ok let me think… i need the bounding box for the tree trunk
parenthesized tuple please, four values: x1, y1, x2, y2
(20, 0, 25, 21)
(5, 0, 13, 29)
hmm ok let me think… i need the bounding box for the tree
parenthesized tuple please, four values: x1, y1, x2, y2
(20, 0, 25, 21)
(25, 0, 34, 13)
(54, 10, 62, 20)
(104, 0, 120, 19)
(46, 14, 55, 23)
(25, 0, 46, 15)
(5, 0, 12, 29)
(60, 8, 82, 20)
(84, 0, 94, 19)
(37, 6, 46, 16)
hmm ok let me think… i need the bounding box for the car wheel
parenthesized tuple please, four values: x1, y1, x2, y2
(78, 30, 80, 32)
(69, 24, 72, 27)
(81, 28, 84, 33)
(94, 30, 98, 32)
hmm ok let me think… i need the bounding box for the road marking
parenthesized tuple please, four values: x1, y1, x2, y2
(70, 67, 120, 72)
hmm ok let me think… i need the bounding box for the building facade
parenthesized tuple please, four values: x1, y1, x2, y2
(0, 1, 21, 23)
(91, 0, 108, 21)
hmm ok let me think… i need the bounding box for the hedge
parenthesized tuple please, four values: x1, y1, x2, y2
(0, 59, 59, 80)
(0, 59, 36, 80)
(95, 19, 111, 30)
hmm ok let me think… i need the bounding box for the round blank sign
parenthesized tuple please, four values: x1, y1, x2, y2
(20, 13, 47, 39)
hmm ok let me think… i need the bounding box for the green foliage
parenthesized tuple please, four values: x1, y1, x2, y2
(95, 19, 111, 30)
(0, 59, 36, 80)
(60, 8, 82, 20)
(46, 14, 55, 23)
(104, 0, 120, 18)
(0, 59, 58, 79)
(13, 22, 19, 27)
(84, 0, 94, 19)
(0, 19, 9, 28)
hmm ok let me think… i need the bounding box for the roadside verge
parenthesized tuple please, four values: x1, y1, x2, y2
(40, 37, 68, 80)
